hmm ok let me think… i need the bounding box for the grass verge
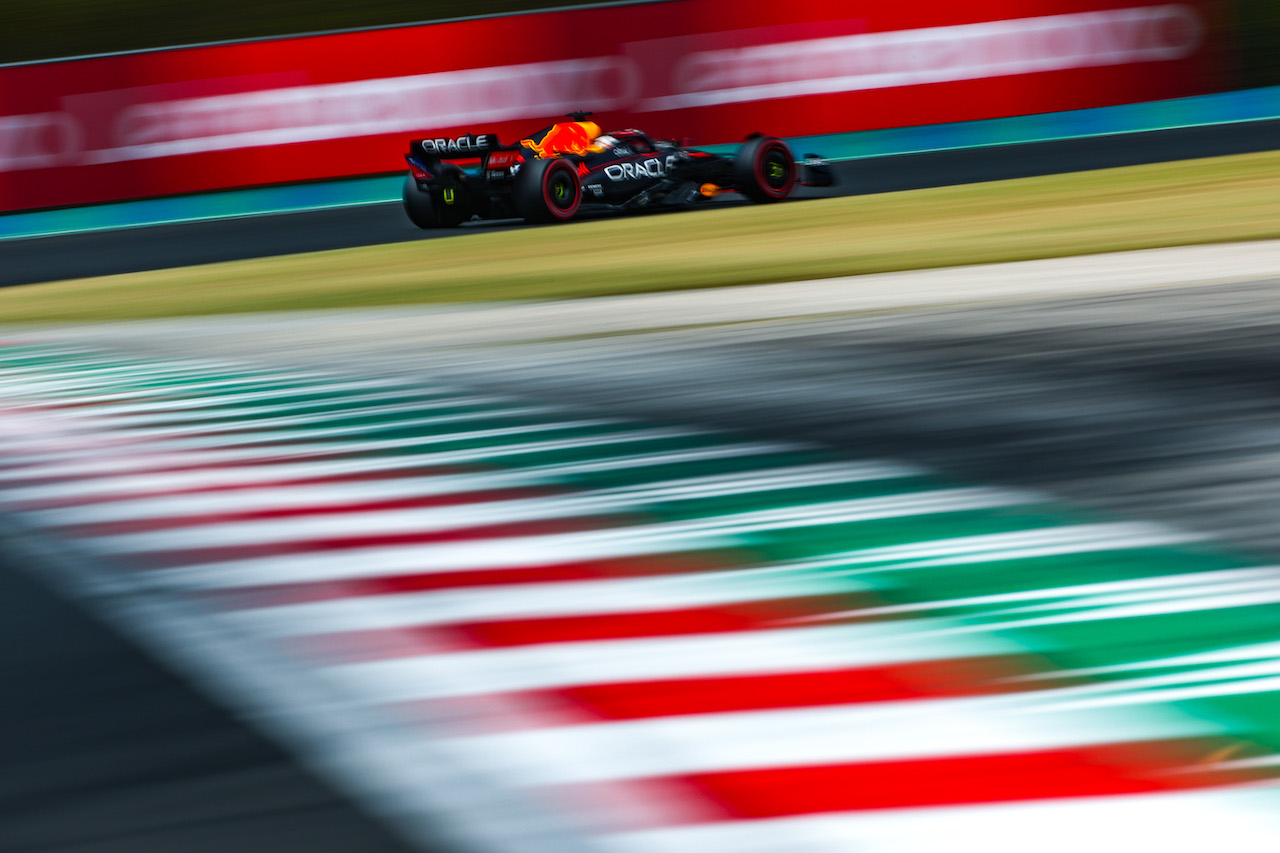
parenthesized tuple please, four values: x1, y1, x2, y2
(3, 150, 1279, 324)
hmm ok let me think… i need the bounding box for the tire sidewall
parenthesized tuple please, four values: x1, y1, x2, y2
(516, 158, 582, 223)
(539, 159, 582, 221)
(402, 174, 438, 229)
(735, 137, 796, 203)
(755, 139, 796, 200)
(403, 173, 472, 228)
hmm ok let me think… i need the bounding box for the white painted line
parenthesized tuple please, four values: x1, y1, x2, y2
(77, 465, 946, 552)
(144, 533, 732, 589)
(10, 392, 507, 428)
(600, 787, 1280, 853)
(82, 492, 631, 552)
(984, 585, 1280, 630)
(796, 565, 1279, 621)
(0, 424, 699, 482)
(0, 375, 402, 406)
(998, 575, 1280, 615)
(221, 572, 865, 636)
(25, 471, 551, 525)
(632, 487, 1032, 539)
(520, 442, 806, 475)
(1018, 639, 1280, 680)
(0, 362, 270, 386)
(18, 402, 552, 440)
(0, 428, 715, 503)
(29, 461, 905, 527)
(0, 417, 622, 469)
(1024, 658, 1280, 713)
(321, 621, 1015, 702)
(0, 359, 256, 382)
(807, 523, 1206, 569)
(134, 487, 1029, 583)
(442, 699, 1210, 786)
(106, 408, 583, 447)
(586, 461, 923, 501)
(0, 407, 575, 463)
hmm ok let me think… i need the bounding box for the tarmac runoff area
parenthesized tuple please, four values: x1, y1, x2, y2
(10, 236, 1280, 554)
(23, 237, 1280, 351)
(5, 238, 1280, 853)
(22, 236, 1280, 554)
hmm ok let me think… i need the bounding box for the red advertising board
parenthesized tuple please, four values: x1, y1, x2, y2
(0, 0, 1232, 212)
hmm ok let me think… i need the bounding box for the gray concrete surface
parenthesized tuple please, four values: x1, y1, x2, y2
(35, 241, 1280, 559)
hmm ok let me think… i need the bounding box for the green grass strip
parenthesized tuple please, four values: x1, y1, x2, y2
(3, 149, 1278, 323)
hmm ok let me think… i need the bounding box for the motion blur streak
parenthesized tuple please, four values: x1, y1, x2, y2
(0, 0, 1229, 210)
(652, 6, 1204, 109)
(1, 342, 1279, 852)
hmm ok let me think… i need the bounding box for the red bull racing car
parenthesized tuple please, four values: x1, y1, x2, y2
(402, 112, 834, 228)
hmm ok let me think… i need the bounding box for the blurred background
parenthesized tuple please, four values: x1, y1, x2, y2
(0, 0, 595, 61)
(2, 2, 1280, 853)
(2, 0, 1269, 213)
(0, 0, 1274, 90)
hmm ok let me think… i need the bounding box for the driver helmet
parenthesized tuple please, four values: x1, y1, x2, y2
(587, 134, 618, 153)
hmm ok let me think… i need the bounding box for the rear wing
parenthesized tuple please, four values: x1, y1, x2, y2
(407, 132, 508, 160)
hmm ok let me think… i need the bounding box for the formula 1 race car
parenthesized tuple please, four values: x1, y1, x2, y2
(402, 112, 834, 228)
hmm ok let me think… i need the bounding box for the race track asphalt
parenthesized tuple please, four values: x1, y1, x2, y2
(2, 117, 1278, 288)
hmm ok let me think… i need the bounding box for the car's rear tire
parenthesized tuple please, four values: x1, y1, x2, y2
(733, 137, 796, 203)
(402, 175, 468, 229)
(513, 158, 581, 223)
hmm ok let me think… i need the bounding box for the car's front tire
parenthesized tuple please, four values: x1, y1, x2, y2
(733, 137, 796, 203)
(513, 158, 582, 224)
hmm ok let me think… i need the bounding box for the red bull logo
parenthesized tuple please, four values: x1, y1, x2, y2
(520, 121, 601, 158)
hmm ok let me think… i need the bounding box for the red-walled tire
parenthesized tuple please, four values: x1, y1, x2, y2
(514, 158, 582, 223)
(733, 137, 796, 203)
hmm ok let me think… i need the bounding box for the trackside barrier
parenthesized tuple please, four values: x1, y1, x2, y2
(3, 84, 1277, 242)
(0, 0, 1236, 213)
